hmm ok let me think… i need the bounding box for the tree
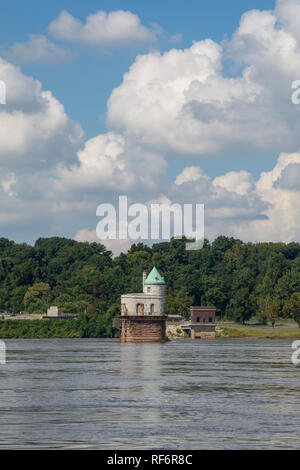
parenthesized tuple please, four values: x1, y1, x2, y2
(24, 282, 51, 313)
(275, 270, 300, 304)
(226, 288, 255, 324)
(165, 290, 193, 319)
(263, 298, 280, 328)
(86, 304, 96, 317)
(0, 234, 300, 332)
(10, 286, 27, 312)
(283, 293, 300, 327)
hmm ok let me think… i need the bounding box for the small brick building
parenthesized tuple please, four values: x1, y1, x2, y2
(190, 306, 216, 339)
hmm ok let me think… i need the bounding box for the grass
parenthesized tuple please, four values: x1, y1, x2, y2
(217, 320, 300, 339)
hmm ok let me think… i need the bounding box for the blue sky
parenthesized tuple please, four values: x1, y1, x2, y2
(1, 0, 276, 175)
(1, 0, 300, 251)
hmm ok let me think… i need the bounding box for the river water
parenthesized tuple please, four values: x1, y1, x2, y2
(0, 338, 299, 449)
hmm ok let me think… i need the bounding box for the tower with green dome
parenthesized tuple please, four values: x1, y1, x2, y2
(120, 267, 167, 343)
(143, 266, 166, 299)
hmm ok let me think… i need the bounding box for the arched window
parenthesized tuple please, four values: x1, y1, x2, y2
(136, 303, 144, 315)
(150, 304, 155, 314)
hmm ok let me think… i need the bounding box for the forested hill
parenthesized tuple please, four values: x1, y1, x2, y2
(0, 235, 300, 324)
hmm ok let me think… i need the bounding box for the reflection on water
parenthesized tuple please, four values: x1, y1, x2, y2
(0, 338, 299, 449)
(120, 344, 162, 436)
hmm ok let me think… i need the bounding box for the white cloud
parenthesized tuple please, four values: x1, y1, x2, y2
(3, 35, 70, 64)
(0, 56, 84, 237)
(231, 152, 300, 242)
(274, 162, 300, 190)
(148, 151, 300, 244)
(49, 10, 156, 45)
(170, 167, 268, 225)
(1, 173, 18, 197)
(175, 166, 210, 185)
(0, 57, 83, 168)
(213, 171, 255, 195)
(73, 161, 269, 254)
(275, 0, 300, 47)
(51, 132, 167, 200)
(107, 4, 300, 157)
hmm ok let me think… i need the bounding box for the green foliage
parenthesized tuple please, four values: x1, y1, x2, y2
(226, 287, 255, 324)
(0, 317, 119, 338)
(86, 303, 96, 317)
(166, 289, 193, 319)
(24, 282, 51, 313)
(0, 235, 299, 334)
(283, 292, 300, 327)
(261, 297, 281, 328)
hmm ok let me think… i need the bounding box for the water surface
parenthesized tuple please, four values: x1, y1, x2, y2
(0, 338, 299, 449)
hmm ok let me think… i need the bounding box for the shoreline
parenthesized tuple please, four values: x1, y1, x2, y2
(216, 326, 300, 340)
(0, 319, 299, 340)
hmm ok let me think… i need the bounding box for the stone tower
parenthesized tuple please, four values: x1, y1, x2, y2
(120, 267, 167, 343)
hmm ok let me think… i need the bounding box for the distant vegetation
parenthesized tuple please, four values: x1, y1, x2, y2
(0, 235, 300, 336)
(0, 316, 119, 339)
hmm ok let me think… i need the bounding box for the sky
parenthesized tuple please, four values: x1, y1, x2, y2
(1, 0, 300, 253)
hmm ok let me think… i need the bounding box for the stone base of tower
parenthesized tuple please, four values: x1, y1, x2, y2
(120, 316, 168, 343)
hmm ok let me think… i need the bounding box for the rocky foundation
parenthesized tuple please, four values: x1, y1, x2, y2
(120, 316, 167, 343)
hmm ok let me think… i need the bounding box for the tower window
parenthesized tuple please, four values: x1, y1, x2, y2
(136, 303, 144, 314)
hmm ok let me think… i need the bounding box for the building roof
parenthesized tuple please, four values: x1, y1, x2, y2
(144, 266, 165, 285)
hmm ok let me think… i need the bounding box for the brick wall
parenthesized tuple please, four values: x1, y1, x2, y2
(190, 306, 216, 324)
(120, 316, 167, 343)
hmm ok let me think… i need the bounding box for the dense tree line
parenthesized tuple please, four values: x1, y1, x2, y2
(0, 315, 118, 339)
(0, 235, 300, 327)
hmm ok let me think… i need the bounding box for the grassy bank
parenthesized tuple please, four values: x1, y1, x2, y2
(0, 317, 119, 339)
(217, 321, 300, 339)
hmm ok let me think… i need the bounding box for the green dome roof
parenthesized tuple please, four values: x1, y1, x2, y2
(144, 267, 165, 285)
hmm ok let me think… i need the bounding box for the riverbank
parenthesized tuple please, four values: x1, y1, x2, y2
(166, 321, 300, 340)
(217, 322, 300, 339)
(0, 318, 119, 339)
(1, 318, 299, 340)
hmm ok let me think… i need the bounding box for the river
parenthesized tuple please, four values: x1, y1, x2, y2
(0, 338, 299, 449)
